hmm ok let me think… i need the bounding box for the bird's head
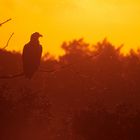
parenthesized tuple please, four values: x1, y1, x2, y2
(30, 32, 43, 42)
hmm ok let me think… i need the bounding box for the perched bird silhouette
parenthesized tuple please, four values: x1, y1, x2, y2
(22, 32, 43, 79)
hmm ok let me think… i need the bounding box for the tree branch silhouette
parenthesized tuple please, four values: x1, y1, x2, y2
(0, 69, 57, 79)
(0, 72, 24, 79)
(2, 32, 14, 49)
(0, 18, 12, 26)
(0, 65, 72, 79)
(40, 63, 74, 74)
(0, 18, 14, 49)
(0, 53, 101, 79)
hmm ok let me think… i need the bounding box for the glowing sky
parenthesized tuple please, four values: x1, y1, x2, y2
(1, 0, 140, 55)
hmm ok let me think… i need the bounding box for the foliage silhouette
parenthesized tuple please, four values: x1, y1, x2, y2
(0, 38, 140, 139)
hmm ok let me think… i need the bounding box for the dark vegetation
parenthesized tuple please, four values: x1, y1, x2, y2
(0, 38, 140, 140)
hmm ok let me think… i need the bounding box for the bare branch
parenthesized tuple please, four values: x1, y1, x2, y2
(0, 72, 24, 79)
(39, 63, 73, 74)
(0, 53, 101, 80)
(39, 69, 56, 73)
(2, 32, 14, 49)
(0, 18, 12, 26)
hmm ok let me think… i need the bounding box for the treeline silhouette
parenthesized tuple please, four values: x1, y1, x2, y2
(0, 38, 140, 140)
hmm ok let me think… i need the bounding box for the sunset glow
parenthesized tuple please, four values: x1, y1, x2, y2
(1, 0, 140, 56)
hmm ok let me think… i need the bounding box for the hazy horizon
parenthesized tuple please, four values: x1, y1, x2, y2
(1, 0, 140, 56)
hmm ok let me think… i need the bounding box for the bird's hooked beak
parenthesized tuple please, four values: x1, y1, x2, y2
(30, 32, 43, 41)
(39, 34, 43, 37)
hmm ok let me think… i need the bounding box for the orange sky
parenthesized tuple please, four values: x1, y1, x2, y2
(1, 0, 140, 56)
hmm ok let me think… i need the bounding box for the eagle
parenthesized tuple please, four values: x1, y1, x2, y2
(22, 32, 43, 79)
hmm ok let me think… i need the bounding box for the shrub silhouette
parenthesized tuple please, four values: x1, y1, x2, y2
(0, 83, 51, 140)
(0, 39, 140, 140)
(72, 104, 140, 140)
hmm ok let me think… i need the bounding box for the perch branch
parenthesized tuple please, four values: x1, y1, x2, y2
(0, 72, 24, 79)
(40, 63, 74, 74)
(0, 52, 101, 79)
